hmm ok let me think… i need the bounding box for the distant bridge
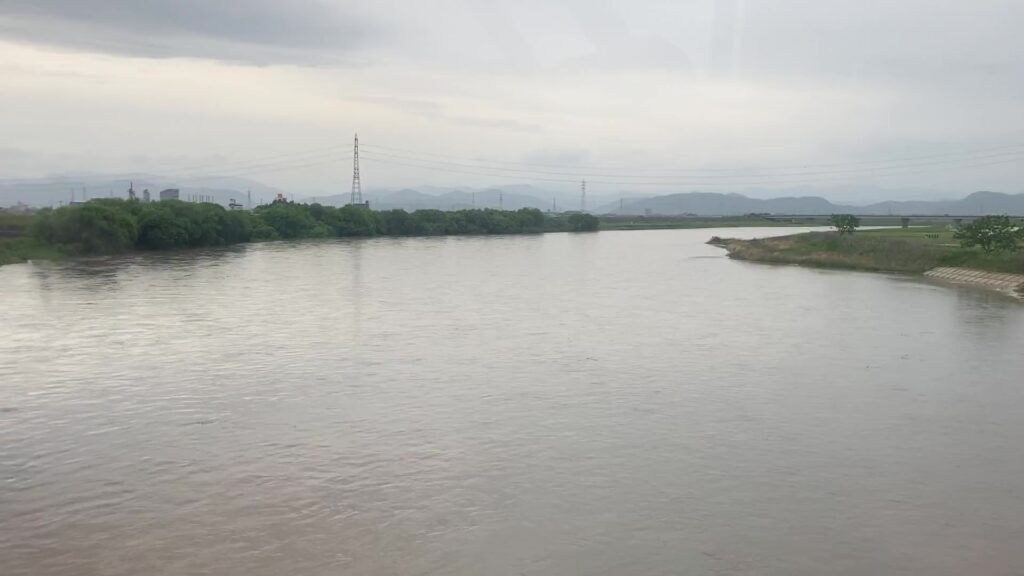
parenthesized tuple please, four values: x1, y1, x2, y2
(755, 214, 1015, 226)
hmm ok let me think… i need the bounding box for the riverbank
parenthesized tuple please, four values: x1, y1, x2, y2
(924, 267, 1024, 298)
(0, 212, 63, 265)
(0, 202, 897, 267)
(0, 201, 601, 267)
(0, 237, 66, 266)
(710, 227, 1024, 297)
(599, 214, 968, 231)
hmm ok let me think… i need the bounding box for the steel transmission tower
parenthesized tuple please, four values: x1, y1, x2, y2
(350, 133, 363, 205)
(580, 179, 587, 212)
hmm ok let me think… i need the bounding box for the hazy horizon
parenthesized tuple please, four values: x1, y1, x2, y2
(2, 0, 1022, 200)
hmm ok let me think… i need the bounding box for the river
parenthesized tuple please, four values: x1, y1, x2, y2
(2, 227, 1024, 575)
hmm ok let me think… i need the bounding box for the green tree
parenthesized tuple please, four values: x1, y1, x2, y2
(954, 215, 1023, 253)
(567, 213, 599, 232)
(410, 209, 449, 235)
(25, 199, 576, 255)
(375, 209, 415, 235)
(220, 210, 254, 244)
(828, 214, 860, 235)
(511, 208, 545, 232)
(137, 206, 190, 249)
(334, 205, 377, 236)
(33, 202, 137, 253)
(254, 202, 318, 239)
(250, 223, 280, 240)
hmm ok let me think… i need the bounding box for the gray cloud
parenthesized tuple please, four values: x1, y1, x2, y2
(1, 0, 1020, 83)
(352, 95, 544, 133)
(446, 115, 544, 133)
(737, 0, 1023, 88)
(566, 1, 692, 71)
(1, 0, 1022, 196)
(0, 0, 374, 64)
(520, 148, 593, 168)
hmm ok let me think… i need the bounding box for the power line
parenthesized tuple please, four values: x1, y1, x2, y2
(173, 144, 353, 174)
(178, 149, 352, 180)
(8, 138, 1023, 191)
(359, 144, 1024, 182)
(4, 148, 351, 187)
(361, 141, 1024, 175)
(187, 156, 347, 180)
(359, 150, 1024, 188)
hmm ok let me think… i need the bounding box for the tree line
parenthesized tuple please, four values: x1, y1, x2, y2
(953, 215, 1024, 253)
(29, 199, 601, 255)
(828, 212, 1024, 253)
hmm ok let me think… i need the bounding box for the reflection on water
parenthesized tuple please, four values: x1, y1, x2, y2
(2, 228, 1024, 576)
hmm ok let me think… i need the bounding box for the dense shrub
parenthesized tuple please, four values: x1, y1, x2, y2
(26, 199, 586, 256)
(252, 203, 549, 238)
(567, 213, 600, 232)
(33, 201, 138, 253)
(32, 199, 254, 252)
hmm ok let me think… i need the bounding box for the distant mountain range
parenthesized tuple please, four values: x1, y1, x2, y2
(3, 174, 1023, 216)
(314, 184, 628, 212)
(608, 191, 1024, 216)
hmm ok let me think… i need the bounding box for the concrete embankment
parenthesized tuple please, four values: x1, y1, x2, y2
(924, 267, 1024, 298)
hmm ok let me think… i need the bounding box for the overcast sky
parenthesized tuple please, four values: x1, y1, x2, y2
(1, 0, 1022, 199)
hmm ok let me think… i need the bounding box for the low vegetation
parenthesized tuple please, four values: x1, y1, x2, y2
(710, 225, 1024, 274)
(0, 212, 57, 265)
(565, 212, 600, 232)
(0, 237, 65, 266)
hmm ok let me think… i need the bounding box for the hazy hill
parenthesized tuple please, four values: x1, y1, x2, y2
(611, 193, 837, 216)
(860, 191, 1024, 216)
(5, 174, 1022, 217)
(612, 191, 1024, 216)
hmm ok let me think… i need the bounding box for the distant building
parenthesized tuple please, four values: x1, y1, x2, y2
(6, 202, 33, 214)
(159, 188, 180, 201)
(143, 189, 151, 202)
(228, 198, 244, 210)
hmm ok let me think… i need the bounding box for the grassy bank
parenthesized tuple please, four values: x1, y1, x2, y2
(600, 214, 974, 231)
(0, 212, 63, 265)
(0, 237, 67, 266)
(710, 226, 1024, 274)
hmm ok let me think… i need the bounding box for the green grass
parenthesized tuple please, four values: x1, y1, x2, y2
(0, 211, 34, 235)
(0, 237, 67, 266)
(0, 212, 65, 265)
(857, 226, 958, 243)
(0, 211, 63, 265)
(712, 226, 1024, 274)
(597, 215, 972, 231)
